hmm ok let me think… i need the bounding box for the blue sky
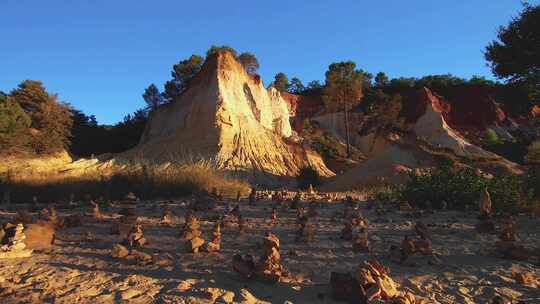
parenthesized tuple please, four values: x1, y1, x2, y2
(0, 0, 534, 124)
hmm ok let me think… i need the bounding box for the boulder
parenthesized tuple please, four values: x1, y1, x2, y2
(23, 220, 55, 250)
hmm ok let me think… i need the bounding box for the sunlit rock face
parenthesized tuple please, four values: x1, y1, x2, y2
(135, 50, 333, 180)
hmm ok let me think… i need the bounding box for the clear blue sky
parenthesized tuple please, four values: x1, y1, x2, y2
(0, 0, 534, 124)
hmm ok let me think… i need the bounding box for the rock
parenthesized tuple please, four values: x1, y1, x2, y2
(479, 188, 492, 217)
(187, 236, 205, 253)
(23, 220, 55, 250)
(131, 250, 152, 264)
(341, 222, 353, 241)
(111, 244, 129, 258)
(352, 229, 371, 253)
(121, 288, 142, 300)
(399, 202, 413, 211)
(177, 280, 194, 292)
(329, 272, 366, 303)
(233, 254, 255, 278)
(126, 224, 146, 248)
(235, 288, 269, 304)
(201, 287, 226, 301)
(414, 221, 430, 240)
(514, 271, 534, 285)
(219, 291, 235, 303)
(476, 219, 495, 233)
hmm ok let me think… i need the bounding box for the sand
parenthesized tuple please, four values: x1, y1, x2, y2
(0, 197, 538, 304)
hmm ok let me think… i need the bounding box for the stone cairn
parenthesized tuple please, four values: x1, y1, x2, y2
(111, 203, 137, 235)
(257, 233, 283, 281)
(233, 233, 284, 282)
(397, 221, 433, 263)
(0, 223, 32, 258)
(161, 205, 174, 225)
(269, 207, 278, 226)
(91, 200, 103, 219)
(296, 215, 315, 243)
(495, 216, 531, 260)
(352, 228, 371, 253)
(205, 222, 221, 253)
(126, 223, 147, 248)
(182, 213, 205, 253)
(341, 220, 354, 241)
(476, 188, 495, 233)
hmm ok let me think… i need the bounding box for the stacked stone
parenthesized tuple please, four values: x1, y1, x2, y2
(352, 228, 371, 253)
(0, 223, 32, 258)
(296, 217, 315, 243)
(341, 221, 353, 241)
(476, 189, 495, 233)
(205, 222, 221, 252)
(256, 233, 282, 281)
(161, 206, 174, 225)
(330, 260, 418, 303)
(91, 201, 103, 219)
(126, 223, 147, 248)
(495, 216, 530, 260)
(182, 215, 205, 253)
(270, 207, 278, 223)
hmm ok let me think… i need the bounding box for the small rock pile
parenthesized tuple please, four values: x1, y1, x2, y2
(341, 221, 354, 241)
(476, 188, 495, 233)
(296, 217, 315, 243)
(182, 214, 205, 253)
(126, 223, 147, 248)
(256, 233, 282, 282)
(233, 233, 284, 282)
(331, 260, 423, 303)
(204, 222, 221, 253)
(391, 221, 434, 264)
(161, 205, 174, 225)
(495, 216, 531, 260)
(91, 201, 103, 219)
(0, 223, 32, 258)
(352, 228, 371, 253)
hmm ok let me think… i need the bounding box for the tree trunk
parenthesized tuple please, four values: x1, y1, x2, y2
(343, 100, 351, 158)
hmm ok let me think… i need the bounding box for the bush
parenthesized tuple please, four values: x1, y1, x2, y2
(296, 166, 320, 190)
(484, 128, 500, 145)
(525, 140, 540, 164)
(524, 168, 540, 199)
(392, 165, 529, 212)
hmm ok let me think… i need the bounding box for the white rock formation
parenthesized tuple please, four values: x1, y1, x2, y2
(131, 51, 333, 179)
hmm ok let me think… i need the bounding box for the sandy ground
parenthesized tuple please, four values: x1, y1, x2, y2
(0, 197, 539, 304)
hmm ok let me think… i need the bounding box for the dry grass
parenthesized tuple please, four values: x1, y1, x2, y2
(0, 158, 250, 204)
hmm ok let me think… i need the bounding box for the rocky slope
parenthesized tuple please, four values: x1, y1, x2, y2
(323, 88, 522, 190)
(126, 51, 333, 182)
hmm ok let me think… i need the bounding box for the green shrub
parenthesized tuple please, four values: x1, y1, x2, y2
(525, 140, 540, 164)
(392, 165, 528, 211)
(524, 168, 540, 199)
(484, 128, 500, 145)
(296, 166, 320, 190)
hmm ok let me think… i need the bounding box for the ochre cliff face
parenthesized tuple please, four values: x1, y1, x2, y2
(135, 51, 333, 178)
